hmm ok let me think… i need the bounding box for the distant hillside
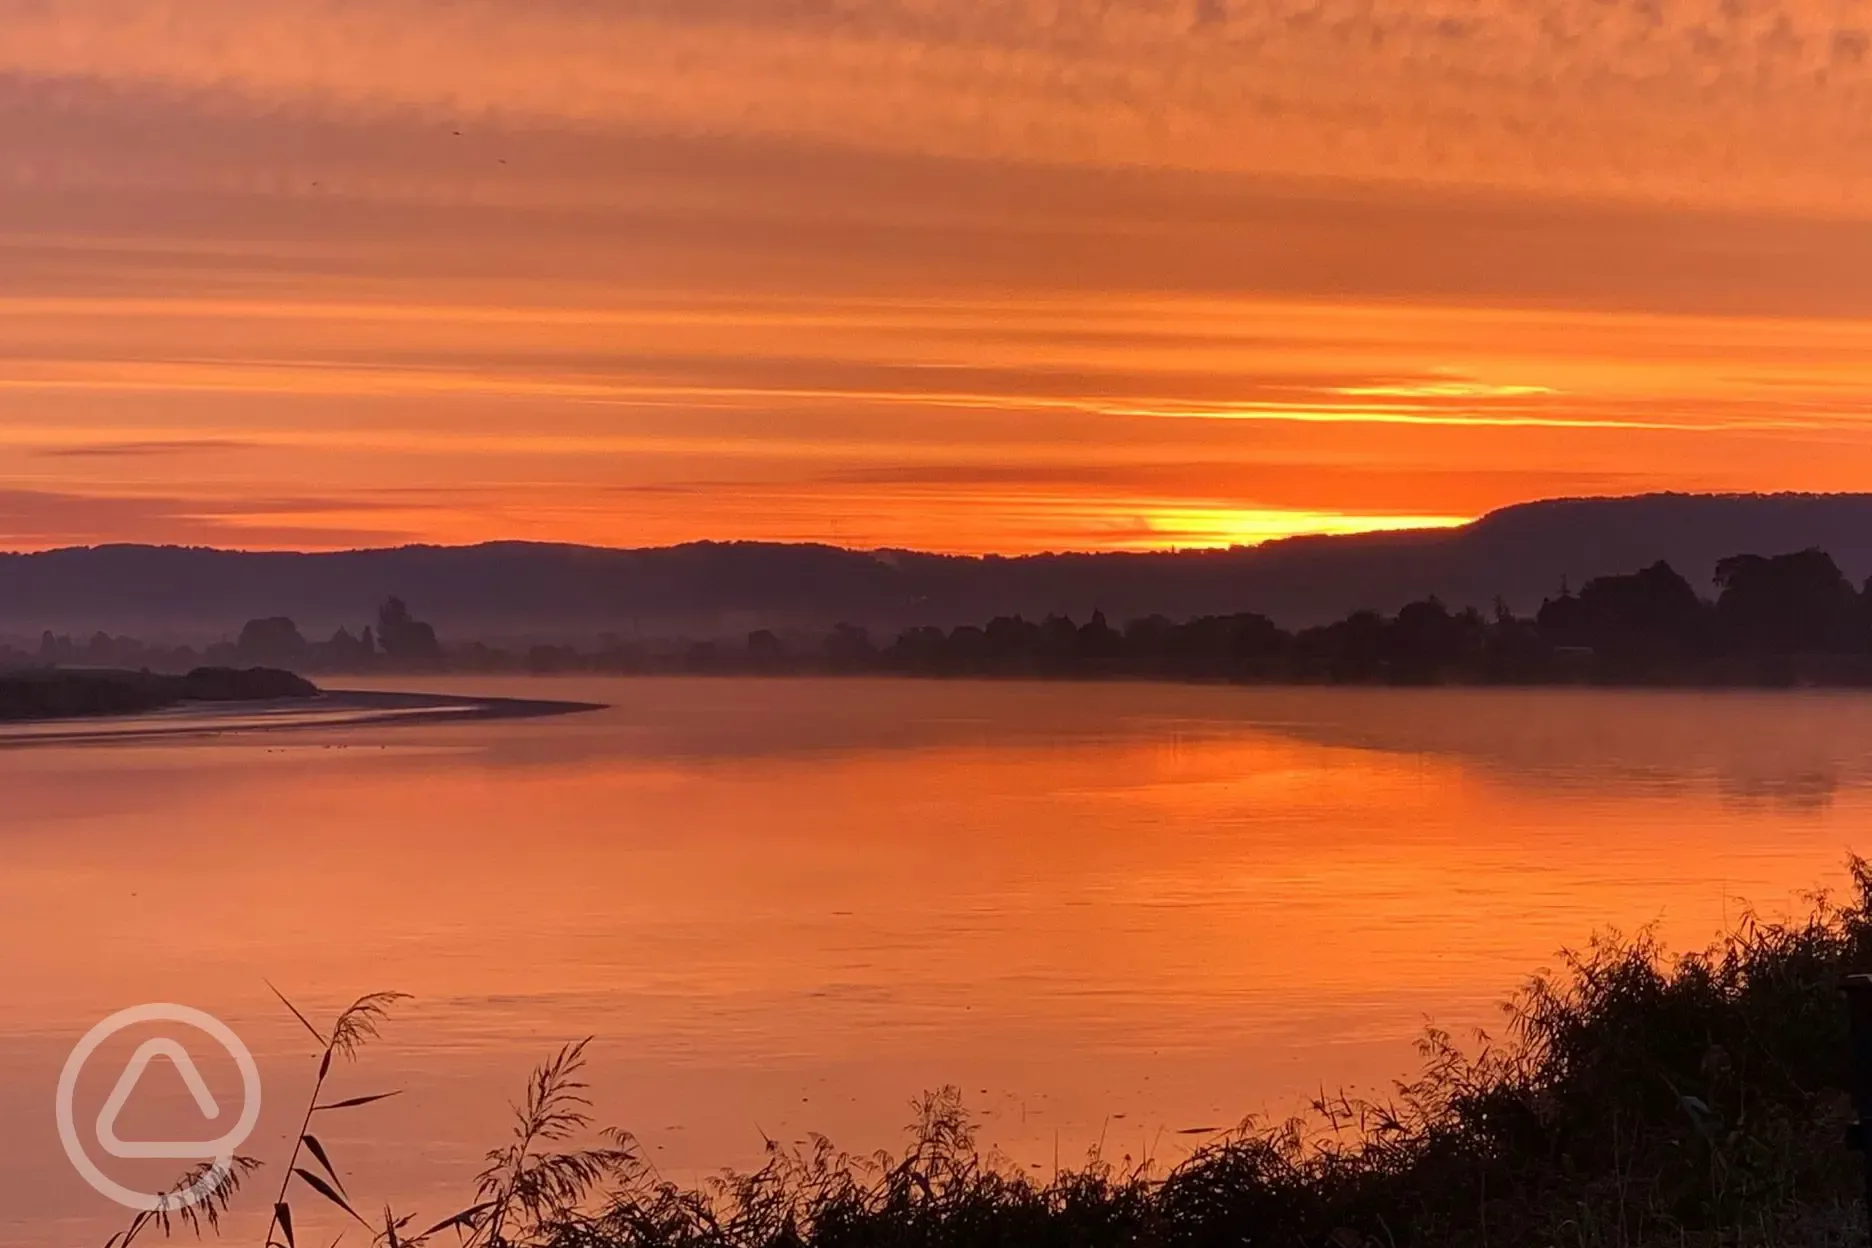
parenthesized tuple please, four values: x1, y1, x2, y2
(5, 493, 1872, 642)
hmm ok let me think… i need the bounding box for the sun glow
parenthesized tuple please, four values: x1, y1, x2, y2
(1128, 508, 1473, 551)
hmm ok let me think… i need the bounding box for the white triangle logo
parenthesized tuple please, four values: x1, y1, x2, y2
(94, 1038, 224, 1159)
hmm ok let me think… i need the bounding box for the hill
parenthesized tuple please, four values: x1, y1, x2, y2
(4, 493, 1872, 641)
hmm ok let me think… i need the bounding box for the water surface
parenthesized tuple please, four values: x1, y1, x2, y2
(4, 678, 1866, 1245)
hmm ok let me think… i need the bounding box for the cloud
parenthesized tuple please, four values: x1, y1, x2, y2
(3, 0, 1871, 213)
(11, 80, 1872, 326)
(0, 487, 416, 549)
(36, 438, 262, 458)
(819, 462, 1636, 507)
(3, 2, 1872, 553)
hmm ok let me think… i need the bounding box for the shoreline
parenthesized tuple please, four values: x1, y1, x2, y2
(0, 687, 605, 747)
(303, 665, 1872, 693)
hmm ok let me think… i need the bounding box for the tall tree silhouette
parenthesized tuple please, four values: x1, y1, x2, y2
(1537, 560, 1706, 658)
(1714, 548, 1861, 653)
(376, 597, 442, 663)
(236, 616, 311, 667)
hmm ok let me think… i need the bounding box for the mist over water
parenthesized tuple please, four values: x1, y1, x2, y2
(4, 677, 1866, 1246)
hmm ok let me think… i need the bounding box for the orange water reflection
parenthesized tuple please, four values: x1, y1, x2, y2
(3, 679, 1866, 1243)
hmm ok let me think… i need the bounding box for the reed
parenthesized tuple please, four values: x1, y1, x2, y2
(107, 861, 1872, 1247)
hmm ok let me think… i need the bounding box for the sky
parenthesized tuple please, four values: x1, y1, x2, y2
(5, 0, 1872, 553)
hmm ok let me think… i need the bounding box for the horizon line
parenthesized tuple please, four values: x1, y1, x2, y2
(2, 489, 1868, 560)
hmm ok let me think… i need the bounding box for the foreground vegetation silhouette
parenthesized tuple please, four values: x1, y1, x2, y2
(111, 861, 1872, 1248)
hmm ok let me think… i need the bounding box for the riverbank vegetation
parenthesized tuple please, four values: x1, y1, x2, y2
(808, 548, 1872, 687)
(25, 548, 1872, 687)
(0, 667, 317, 723)
(122, 861, 1872, 1247)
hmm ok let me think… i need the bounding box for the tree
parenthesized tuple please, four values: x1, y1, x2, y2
(746, 629, 785, 670)
(1384, 597, 1475, 676)
(1295, 609, 1385, 679)
(1038, 614, 1079, 663)
(1537, 561, 1706, 657)
(1224, 613, 1286, 663)
(822, 622, 876, 670)
(886, 626, 948, 671)
(1714, 549, 1860, 654)
(236, 617, 310, 667)
(325, 626, 374, 669)
(376, 597, 442, 664)
(1077, 609, 1123, 660)
(983, 615, 1041, 662)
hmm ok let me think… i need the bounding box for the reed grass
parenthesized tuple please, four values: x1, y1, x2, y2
(110, 861, 1872, 1248)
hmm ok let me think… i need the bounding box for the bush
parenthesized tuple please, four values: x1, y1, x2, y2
(110, 865, 1872, 1248)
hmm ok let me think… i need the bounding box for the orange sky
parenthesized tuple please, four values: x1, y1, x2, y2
(6, 0, 1872, 553)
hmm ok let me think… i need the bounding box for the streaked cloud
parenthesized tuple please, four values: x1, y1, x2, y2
(1, 0, 1871, 552)
(0, 487, 415, 549)
(35, 438, 262, 458)
(6, 0, 1872, 211)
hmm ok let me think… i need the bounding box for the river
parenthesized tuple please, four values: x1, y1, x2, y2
(4, 677, 1867, 1245)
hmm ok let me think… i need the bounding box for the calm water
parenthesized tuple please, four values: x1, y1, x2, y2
(5, 677, 1869, 1245)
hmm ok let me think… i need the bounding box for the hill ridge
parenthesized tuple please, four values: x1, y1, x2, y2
(7, 492, 1872, 641)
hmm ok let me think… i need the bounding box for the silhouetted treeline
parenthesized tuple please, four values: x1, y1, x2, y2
(3, 596, 444, 675)
(14, 548, 1872, 686)
(800, 547, 1872, 685)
